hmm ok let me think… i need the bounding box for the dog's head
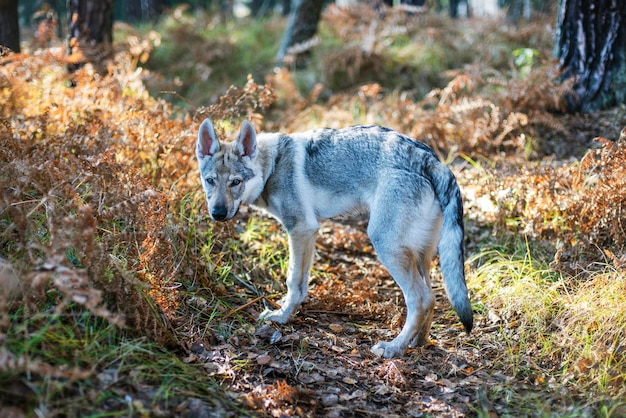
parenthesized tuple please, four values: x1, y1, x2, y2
(196, 119, 263, 221)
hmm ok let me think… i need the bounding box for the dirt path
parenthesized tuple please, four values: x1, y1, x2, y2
(181, 218, 558, 417)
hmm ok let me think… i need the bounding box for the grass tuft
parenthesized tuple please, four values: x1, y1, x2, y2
(470, 244, 626, 409)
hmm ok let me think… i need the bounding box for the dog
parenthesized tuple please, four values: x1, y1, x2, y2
(196, 118, 473, 358)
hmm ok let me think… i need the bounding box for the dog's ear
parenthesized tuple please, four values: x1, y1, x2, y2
(234, 120, 258, 159)
(197, 119, 220, 158)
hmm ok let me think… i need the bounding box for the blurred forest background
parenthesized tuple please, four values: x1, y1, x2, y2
(1, 0, 626, 417)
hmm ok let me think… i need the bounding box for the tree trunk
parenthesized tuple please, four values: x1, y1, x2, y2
(503, 0, 524, 23)
(67, 0, 114, 73)
(555, 0, 626, 112)
(275, 0, 325, 67)
(449, 0, 470, 19)
(0, 0, 20, 52)
(125, 0, 165, 22)
(250, 0, 291, 17)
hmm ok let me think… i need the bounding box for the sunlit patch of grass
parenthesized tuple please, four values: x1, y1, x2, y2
(469, 242, 626, 413)
(470, 240, 562, 323)
(239, 216, 288, 282)
(556, 268, 626, 397)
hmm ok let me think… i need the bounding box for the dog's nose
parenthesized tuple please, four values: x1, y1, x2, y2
(211, 207, 229, 221)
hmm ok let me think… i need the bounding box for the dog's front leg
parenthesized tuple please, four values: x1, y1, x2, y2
(260, 224, 318, 324)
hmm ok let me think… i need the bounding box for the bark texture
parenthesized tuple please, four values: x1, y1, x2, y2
(68, 0, 114, 72)
(0, 0, 20, 52)
(276, 0, 325, 67)
(555, 0, 626, 112)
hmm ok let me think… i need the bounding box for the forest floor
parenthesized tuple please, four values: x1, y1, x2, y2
(176, 216, 573, 418)
(2, 5, 626, 418)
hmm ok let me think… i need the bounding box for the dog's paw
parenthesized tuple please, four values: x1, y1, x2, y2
(259, 308, 291, 324)
(408, 333, 428, 348)
(370, 341, 407, 359)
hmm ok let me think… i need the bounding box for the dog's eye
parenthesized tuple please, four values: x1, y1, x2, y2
(231, 178, 242, 187)
(206, 178, 216, 186)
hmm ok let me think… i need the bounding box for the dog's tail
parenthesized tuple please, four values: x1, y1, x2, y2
(431, 163, 473, 333)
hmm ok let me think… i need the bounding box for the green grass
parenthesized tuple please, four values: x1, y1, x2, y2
(136, 10, 285, 108)
(469, 242, 626, 414)
(2, 305, 238, 416)
(241, 217, 286, 260)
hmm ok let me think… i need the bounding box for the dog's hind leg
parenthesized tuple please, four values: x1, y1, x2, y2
(408, 253, 435, 348)
(260, 223, 318, 324)
(369, 243, 435, 358)
(368, 195, 440, 358)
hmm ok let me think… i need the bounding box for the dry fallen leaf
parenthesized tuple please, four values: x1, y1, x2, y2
(256, 354, 272, 365)
(329, 323, 344, 333)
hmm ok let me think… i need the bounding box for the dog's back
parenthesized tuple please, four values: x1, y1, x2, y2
(258, 125, 440, 217)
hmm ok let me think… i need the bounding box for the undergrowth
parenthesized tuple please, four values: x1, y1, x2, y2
(139, 4, 576, 160)
(1, 3, 625, 416)
(470, 243, 626, 413)
(0, 46, 271, 415)
(132, 5, 284, 109)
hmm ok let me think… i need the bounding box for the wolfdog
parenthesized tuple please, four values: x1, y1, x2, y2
(196, 119, 473, 358)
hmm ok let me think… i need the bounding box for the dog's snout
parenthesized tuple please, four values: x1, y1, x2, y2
(211, 206, 229, 221)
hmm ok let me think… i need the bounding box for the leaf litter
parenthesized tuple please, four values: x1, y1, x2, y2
(177, 214, 523, 417)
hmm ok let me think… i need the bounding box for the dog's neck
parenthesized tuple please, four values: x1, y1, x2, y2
(247, 132, 285, 207)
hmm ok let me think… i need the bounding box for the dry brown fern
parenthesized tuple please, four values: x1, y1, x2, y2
(323, 47, 386, 91)
(0, 37, 280, 350)
(0, 47, 182, 348)
(569, 136, 626, 251)
(197, 75, 276, 129)
(484, 128, 626, 273)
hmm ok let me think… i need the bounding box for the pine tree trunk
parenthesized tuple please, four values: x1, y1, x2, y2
(0, 0, 20, 52)
(67, 0, 114, 73)
(555, 0, 626, 112)
(275, 0, 325, 67)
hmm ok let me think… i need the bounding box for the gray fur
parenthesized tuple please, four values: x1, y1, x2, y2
(196, 119, 473, 358)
